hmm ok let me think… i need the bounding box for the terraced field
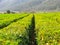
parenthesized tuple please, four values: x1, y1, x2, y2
(0, 12, 60, 45)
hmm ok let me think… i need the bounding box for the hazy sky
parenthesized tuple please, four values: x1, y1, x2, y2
(0, 0, 59, 12)
(0, 0, 34, 11)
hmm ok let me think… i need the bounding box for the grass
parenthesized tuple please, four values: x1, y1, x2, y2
(0, 12, 60, 45)
(0, 13, 28, 29)
(35, 12, 60, 45)
(0, 13, 33, 45)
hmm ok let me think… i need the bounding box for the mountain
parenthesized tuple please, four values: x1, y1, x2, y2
(36, 0, 60, 11)
(0, 0, 60, 12)
(19, 0, 60, 11)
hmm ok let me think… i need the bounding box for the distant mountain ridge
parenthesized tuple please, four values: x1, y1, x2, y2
(0, 0, 60, 12)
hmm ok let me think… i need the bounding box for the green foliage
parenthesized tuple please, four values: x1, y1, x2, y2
(0, 13, 33, 45)
(35, 12, 60, 45)
(7, 10, 11, 14)
(0, 13, 28, 29)
(0, 12, 60, 45)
